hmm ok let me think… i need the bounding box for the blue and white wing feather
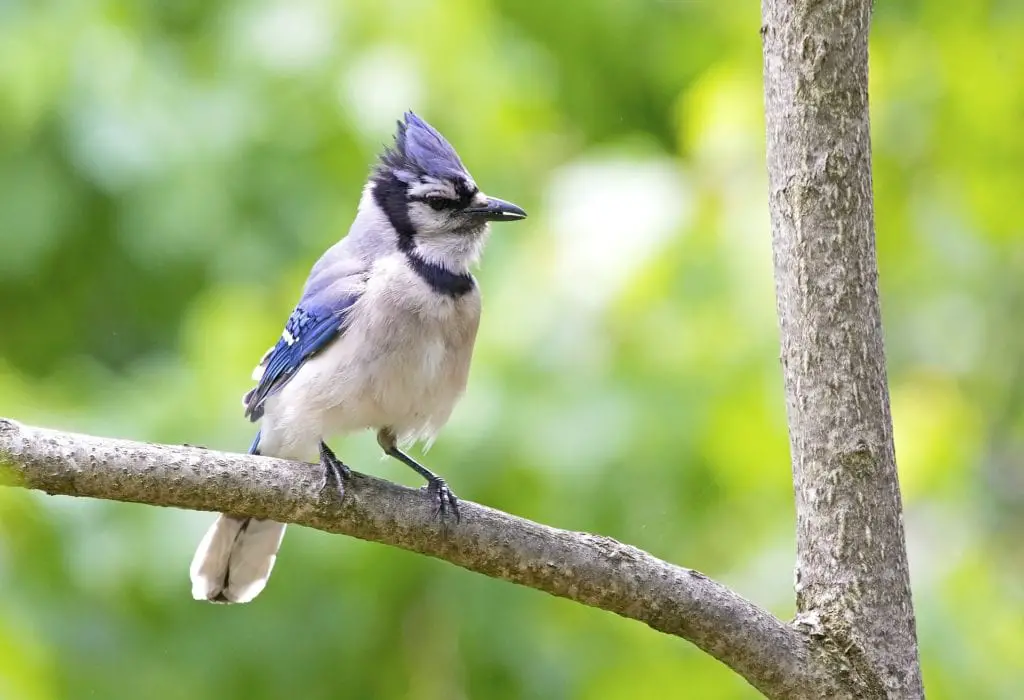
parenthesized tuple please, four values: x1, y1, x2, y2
(243, 293, 360, 422)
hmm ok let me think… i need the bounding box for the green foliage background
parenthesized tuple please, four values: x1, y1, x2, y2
(1, 1, 1021, 698)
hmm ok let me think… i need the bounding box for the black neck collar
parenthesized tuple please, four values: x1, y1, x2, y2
(403, 250, 475, 298)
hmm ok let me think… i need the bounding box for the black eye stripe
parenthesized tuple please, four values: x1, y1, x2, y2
(413, 195, 461, 211)
(454, 180, 479, 202)
(409, 177, 479, 210)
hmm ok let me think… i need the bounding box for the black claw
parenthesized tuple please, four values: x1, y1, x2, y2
(319, 441, 351, 501)
(377, 429, 460, 525)
(425, 477, 460, 524)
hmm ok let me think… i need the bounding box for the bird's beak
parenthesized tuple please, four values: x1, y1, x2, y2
(464, 196, 527, 222)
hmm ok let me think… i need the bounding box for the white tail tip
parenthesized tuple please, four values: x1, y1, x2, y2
(189, 515, 287, 604)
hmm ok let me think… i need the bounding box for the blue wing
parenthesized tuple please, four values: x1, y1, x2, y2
(243, 295, 359, 422)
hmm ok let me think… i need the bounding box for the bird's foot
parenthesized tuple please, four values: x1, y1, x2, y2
(319, 441, 351, 501)
(424, 477, 460, 524)
(376, 429, 460, 524)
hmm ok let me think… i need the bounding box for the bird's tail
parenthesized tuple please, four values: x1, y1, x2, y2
(189, 432, 287, 604)
(189, 515, 287, 603)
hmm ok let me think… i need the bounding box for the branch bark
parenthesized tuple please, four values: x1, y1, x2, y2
(3, 417, 858, 698)
(762, 0, 925, 696)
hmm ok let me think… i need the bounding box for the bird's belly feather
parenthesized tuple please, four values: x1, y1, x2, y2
(257, 277, 479, 459)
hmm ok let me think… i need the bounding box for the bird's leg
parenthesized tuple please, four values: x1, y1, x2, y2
(319, 440, 351, 501)
(376, 428, 460, 523)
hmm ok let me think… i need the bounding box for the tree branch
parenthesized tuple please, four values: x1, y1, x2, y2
(761, 0, 924, 696)
(1, 417, 855, 698)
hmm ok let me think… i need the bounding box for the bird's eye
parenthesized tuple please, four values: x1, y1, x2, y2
(425, 196, 453, 211)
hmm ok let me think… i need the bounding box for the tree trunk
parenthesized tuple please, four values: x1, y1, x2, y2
(761, 0, 925, 696)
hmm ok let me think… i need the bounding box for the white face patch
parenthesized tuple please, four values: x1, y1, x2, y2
(402, 173, 487, 257)
(407, 202, 461, 239)
(407, 175, 479, 202)
(407, 177, 457, 200)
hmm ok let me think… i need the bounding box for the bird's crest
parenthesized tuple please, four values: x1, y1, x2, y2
(378, 111, 468, 183)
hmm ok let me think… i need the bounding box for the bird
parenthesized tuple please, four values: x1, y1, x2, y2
(189, 111, 527, 604)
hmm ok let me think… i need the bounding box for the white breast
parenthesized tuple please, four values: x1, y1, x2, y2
(256, 254, 481, 460)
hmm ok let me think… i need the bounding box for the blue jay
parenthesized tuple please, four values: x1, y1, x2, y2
(189, 112, 526, 603)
